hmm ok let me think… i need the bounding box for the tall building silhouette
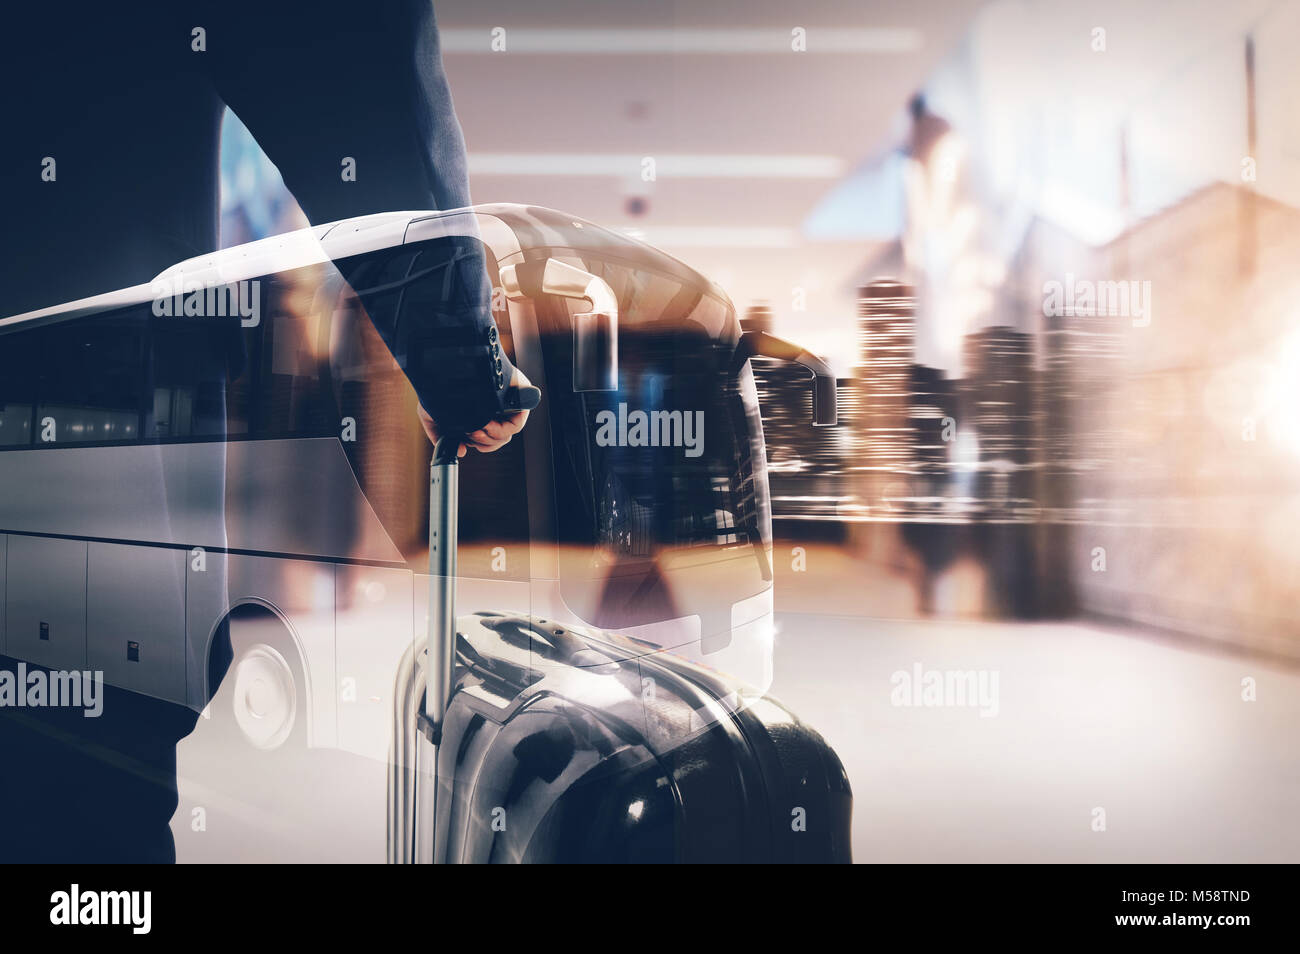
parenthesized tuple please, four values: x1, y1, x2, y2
(959, 326, 1037, 514)
(909, 364, 956, 501)
(1041, 313, 1124, 471)
(856, 281, 917, 510)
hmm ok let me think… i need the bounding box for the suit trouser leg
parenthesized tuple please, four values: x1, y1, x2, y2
(0, 656, 201, 863)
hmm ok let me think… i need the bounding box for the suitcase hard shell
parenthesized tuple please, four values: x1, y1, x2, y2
(387, 609, 853, 863)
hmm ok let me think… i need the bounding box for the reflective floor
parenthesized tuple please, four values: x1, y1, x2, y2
(769, 615, 1300, 863)
(170, 615, 1300, 863)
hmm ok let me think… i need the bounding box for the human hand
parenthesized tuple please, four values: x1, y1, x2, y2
(416, 366, 536, 458)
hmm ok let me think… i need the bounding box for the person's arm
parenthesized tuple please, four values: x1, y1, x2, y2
(205, 0, 529, 454)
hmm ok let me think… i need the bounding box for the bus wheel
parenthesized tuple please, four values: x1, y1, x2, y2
(175, 607, 330, 861)
(206, 606, 306, 753)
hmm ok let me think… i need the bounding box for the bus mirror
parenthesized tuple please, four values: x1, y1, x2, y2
(501, 259, 618, 392)
(735, 330, 838, 426)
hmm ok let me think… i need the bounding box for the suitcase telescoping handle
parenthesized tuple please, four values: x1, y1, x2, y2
(423, 433, 462, 737)
(420, 384, 542, 743)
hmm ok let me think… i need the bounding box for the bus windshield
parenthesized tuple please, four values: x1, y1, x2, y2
(532, 251, 773, 635)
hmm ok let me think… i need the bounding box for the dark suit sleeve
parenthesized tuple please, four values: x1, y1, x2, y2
(203, 0, 516, 431)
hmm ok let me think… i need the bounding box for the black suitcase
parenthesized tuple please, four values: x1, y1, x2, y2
(387, 436, 853, 864)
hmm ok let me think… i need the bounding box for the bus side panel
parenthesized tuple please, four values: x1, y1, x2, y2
(0, 444, 227, 551)
(334, 564, 414, 760)
(87, 542, 187, 705)
(186, 553, 337, 749)
(5, 535, 87, 671)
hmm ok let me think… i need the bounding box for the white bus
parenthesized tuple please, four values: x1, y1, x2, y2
(0, 204, 831, 856)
